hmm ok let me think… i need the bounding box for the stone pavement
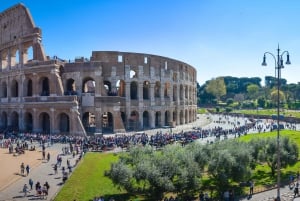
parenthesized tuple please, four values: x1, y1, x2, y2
(0, 143, 81, 201)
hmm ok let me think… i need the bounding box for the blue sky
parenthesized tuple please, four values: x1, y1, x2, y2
(1, 0, 299, 85)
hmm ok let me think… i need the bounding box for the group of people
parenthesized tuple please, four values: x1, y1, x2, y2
(20, 162, 30, 176)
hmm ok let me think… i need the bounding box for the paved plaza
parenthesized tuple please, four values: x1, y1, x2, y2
(0, 114, 299, 201)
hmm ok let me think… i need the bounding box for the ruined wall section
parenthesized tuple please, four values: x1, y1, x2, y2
(0, 3, 46, 70)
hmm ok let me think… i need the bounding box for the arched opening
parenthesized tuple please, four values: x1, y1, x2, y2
(130, 82, 138, 100)
(128, 111, 139, 131)
(180, 110, 184, 125)
(185, 86, 188, 99)
(173, 111, 177, 125)
(154, 81, 160, 98)
(102, 112, 113, 133)
(10, 111, 19, 131)
(117, 80, 126, 97)
(66, 79, 77, 95)
(82, 112, 95, 133)
(40, 77, 50, 96)
(155, 111, 161, 128)
(164, 82, 170, 98)
(130, 70, 137, 78)
(11, 80, 18, 97)
(121, 112, 126, 128)
(26, 46, 33, 63)
(143, 81, 150, 100)
(0, 112, 8, 130)
(173, 85, 177, 101)
(143, 111, 150, 129)
(180, 85, 184, 100)
(185, 109, 188, 124)
(39, 112, 50, 134)
(82, 78, 95, 93)
(59, 113, 70, 133)
(27, 79, 33, 96)
(104, 80, 114, 96)
(1, 82, 7, 98)
(14, 49, 20, 66)
(24, 112, 33, 132)
(164, 111, 170, 126)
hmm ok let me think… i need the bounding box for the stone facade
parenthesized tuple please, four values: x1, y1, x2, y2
(0, 4, 197, 135)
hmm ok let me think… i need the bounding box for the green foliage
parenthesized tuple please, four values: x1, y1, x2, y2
(205, 77, 226, 101)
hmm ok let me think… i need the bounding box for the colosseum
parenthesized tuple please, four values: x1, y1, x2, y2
(0, 4, 197, 136)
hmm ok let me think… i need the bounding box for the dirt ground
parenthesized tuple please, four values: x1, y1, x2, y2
(0, 147, 57, 192)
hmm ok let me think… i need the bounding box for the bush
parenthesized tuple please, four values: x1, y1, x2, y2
(225, 107, 233, 113)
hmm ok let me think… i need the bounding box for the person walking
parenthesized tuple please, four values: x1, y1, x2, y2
(29, 178, 33, 190)
(22, 184, 28, 197)
(47, 152, 50, 162)
(249, 180, 254, 195)
(20, 162, 25, 176)
(26, 164, 30, 176)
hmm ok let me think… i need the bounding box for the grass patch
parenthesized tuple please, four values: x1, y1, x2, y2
(232, 109, 300, 118)
(54, 152, 131, 201)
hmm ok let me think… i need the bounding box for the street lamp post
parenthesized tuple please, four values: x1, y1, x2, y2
(262, 45, 291, 201)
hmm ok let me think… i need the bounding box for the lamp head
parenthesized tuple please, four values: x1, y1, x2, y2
(262, 55, 267, 66)
(286, 54, 291, 65)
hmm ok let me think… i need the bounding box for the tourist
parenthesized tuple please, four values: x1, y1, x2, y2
(22, 184, 28, 197)
(20, 162, 25, 176)
(29, 178, 33, 190)
(26, 164, 30, 176)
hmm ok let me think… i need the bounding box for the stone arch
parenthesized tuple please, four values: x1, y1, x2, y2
(173, 111, 177, 125)
(58, 113, 70, 133)
(154, 81, 161, 98)
(164, 110, 171, 126)
(121, 111, 126, 128)
(116, 79, 125, 97)
(143, 111, 150, 129)
(185, 109, 188, 124)
(180, 110, 184, 124)
(26, 79, 33, 96)
(66, 78, 76, 95)
(11, 79, 18, 97)
(82, 77, 95, 93)
(185, 85, 188, 99)
(24, 112, 33, 131)
(39, 77, 50, 96)
(10, 111, 19, 131)
(1, 81, 7, 98)
(0, 111, 8, 129)
(173, 85, 177, 101)
(155, 111, 161, 127)
(102, 112, 113, 133)
(130, 70, 137, 78)
(104, 80, 112, 96)
(129, 111, 139, 131)
(143, 81, 150, 100)
(39, 112, 50, 134)
(13, 49, 20, 66)
(130, 81, 138, 100)
(24, 46, 33, 63)
(82, 112, 95, 133)
(180, 84, 184, 100)
(164, 82, 170, 98)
